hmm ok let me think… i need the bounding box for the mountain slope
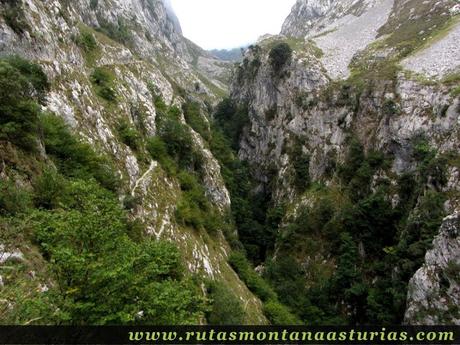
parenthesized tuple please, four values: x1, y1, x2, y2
(229, 0, 460, 325)
(0, 0, 266, 324)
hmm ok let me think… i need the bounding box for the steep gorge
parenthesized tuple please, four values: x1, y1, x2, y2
(0, 0, 459, 326)
(228, 0, 460, 325)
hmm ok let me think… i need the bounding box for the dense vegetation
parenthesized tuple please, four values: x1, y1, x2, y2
(0, 49, 453, 327)
(0, 56, 207, 325)
(211, 91, 449, 325)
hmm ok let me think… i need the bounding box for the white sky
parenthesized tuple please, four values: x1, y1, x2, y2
(169, 0, 297, 50)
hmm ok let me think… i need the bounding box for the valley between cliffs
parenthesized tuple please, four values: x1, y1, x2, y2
(0, 0, 459, 326)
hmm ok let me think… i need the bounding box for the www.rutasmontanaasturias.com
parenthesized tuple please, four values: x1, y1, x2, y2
(127, 328, 455, 343)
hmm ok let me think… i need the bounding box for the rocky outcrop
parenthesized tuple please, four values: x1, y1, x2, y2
(405, 213, 460, 325)
(231, 40, 460, 203)
(281, 0, 385, 39)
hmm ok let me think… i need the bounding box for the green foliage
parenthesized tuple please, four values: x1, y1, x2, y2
(211, 100, 283, 262)
(290, 139, 310, 191)
(228, 252, 299, 324)
(265, 256, 311, 319)
(77, 31, 97, 53)
(206, 281, 245, 325)
(90, 67, 117, 102)
(146, 136, 176, 176)
(5, 56, 50, 102)
(269, 43, 292, 73)
(338, 139, 366, 185)
(97, 17, 133, 46)
(116, 119, 141, 151)
(0, 245, 64, 324)
(155, 105, 201, 171)
(182, 101, 210, 141)
(263, 300, 300, 325)
(0, 56, 209, 326)
(213, 98, 249, 150)
(40, 114, 120, 192)
(228, 252, 276, 302)
(0, 56, 49, 151)
(412, 137, 447, 189)
(33, 168, 68, 210)
(175, 171, 225, 235)
(0, 179, 32, 215)
(382, 99, 400, 116)
(337, 139, 390, 201)
(444, 261, 460, 283)
(33, 179, 206, 324)
(397, 190, 446, 279)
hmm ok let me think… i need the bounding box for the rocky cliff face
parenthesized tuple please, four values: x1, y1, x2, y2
(281, 0, 385, 39)
(405, 213, 460, 325)
(232, 0, 460, 324)
(0, 0, 265, 323)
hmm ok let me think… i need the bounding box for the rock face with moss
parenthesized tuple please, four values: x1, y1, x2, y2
(231, 0, 460, 324)
(405, 213, 460, 325)
(0, 0, 265, 324)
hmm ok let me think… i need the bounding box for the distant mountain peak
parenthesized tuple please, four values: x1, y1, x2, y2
(281, 0, 383, 38)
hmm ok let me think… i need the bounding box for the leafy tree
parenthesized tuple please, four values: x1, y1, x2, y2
(269, 43, 292, 73)
(0, 179, 32, 215)
(206, 281, 245, 325)
(0, 57, 49, 151)
(214, 99, 249, 150)
(33, 180, 206, 325)
(290, 140, 310, 191)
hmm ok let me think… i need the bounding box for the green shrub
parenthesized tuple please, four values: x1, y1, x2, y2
(33, 179, 206, 324)
(338, 139, 365, 184)
(269, 43, 292, 73)
(290, 140, 310, 191)
(228, 251, 276, 302)
(116, 119, 141, 151)
(214, 99, 249, 150)
(0, 179, 32, 215)
(5, 55, 49, 102)
(263, 300, 300, 325)
(146, 136, 177, 175)
(0, 57, 49, 151)
(40, 114, 120, 191)
(97, 17, 132, 46)
(183, 101, 210, 141)
(77, 31, 97, 52)
(175, 171, 224, 235)
(156, 106, 201, 171)
(33, 168, 68, 210)
(90, 67, 117, 102)
(206, 281, 245, 325)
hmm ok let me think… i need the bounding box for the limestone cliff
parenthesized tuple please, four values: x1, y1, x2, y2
(231, 0, 460, 324)
(0, 0, 265, 324)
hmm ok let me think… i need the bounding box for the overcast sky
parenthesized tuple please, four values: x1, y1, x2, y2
(169, 0, 297, 50)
